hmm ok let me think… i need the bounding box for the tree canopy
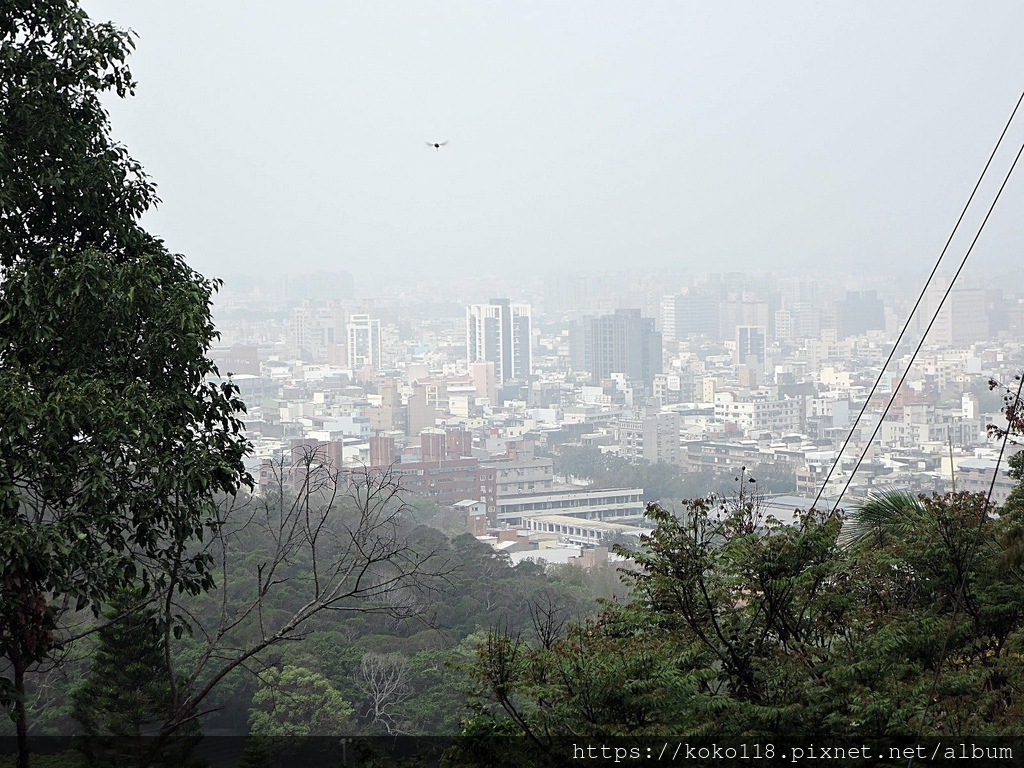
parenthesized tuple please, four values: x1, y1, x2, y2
(0, 0, 156, 269)
(550, 444, 796, 502)
(0, 2, 251, 764)
(461, 490, 1024, 765)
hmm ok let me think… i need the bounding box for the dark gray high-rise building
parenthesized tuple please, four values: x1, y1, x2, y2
(466, 299, 532, 384)
(837, 290, 885, 338)
(735, 325, 768, 372)
(572, 308, 661, 387)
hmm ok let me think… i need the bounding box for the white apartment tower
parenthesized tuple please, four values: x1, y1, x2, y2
(466, 299, 532, 385)
(347, 314, 381, 370)
(661, 292, 719, 342)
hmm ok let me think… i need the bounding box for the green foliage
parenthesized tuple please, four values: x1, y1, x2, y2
(165, 521, 598, 739)
(550, 446, 795, 503)
(399, 633, 483, 735)
(444, 708, 549, 768)
(614, 496, 848, 741)
(842, 487, 926, 548)
(235, 734, 274, 768)
(248, 665, 353, 742)
(747, 461, 798, 494)
(1004, 450, 1024, 519)
(1000, 452, 1024, 570)
(462, 491, 1024, 752)
(0, 0, 157, 270)
(69, 588, 202, 768)
(832, 492, 1024, 736)
(0, 248, 251, 605)
(551, 446, 692, 501)
(0, 243, 251, 757)
(0, 1, 251, 757)
(2, 488, 610, 744)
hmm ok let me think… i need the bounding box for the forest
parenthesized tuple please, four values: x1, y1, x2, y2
(3, 456, 616, 766)
(4, 2, 1024, 767)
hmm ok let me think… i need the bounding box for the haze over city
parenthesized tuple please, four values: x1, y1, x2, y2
(10, 3, 1024, 762)
(86, 0, 1024, 286)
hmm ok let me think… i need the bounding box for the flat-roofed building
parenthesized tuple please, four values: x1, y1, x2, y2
(956, 457, 1015, 505)
(714, 391, 800, 437)
(347, 314, 381, 369)
(571, 308, 661, 388)
(482, 457, 555, 497)
(496, 487, 644, 527)
(467, 299, 532, 385)
(386, 457, 497, 524)
(522, 514, 652, 547)
(614, 410, 681, 465)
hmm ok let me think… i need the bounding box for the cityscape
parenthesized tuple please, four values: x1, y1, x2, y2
(211, 265, 1024, 564)
(6, 1, 1024, 764)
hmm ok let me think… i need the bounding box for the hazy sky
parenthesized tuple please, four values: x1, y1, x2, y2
(84, 1, 1024, 285)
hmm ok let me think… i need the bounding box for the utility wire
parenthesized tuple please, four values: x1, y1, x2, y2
(810, 89, 1024, 514)
(832, 136, 1024, 513)
(907, 370, 1024, 768)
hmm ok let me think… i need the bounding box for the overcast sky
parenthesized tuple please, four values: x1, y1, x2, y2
(84, 1, 1024, 285)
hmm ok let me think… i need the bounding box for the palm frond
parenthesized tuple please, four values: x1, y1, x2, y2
(841, 488, 926, 549)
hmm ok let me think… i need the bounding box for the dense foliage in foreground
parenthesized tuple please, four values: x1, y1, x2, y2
(458, 489, 1024, 766)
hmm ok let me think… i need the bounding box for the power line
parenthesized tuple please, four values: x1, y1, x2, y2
(796, 87, 1024, 768)
(907, 370, 1024, 768)
(831, 136, 1024, 513)
(810, 89, 1024, 514)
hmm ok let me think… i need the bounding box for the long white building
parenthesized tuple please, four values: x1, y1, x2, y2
(496, 487, 644, 527)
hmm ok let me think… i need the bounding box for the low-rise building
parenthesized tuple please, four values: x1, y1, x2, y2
(496, 487, 645, 527)
(714, 390, 801, 437)
(522, 514, 651, 546)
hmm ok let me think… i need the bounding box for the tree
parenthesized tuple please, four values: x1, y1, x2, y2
(462, 491, 1024, 755)
(615, 497, 848, 741)
(400, 632, 483, 736)
(548, 445, 783, 503)
(235, 734, 274, 768)
(356, 652, 411, 734)
(248, 665, 352, 742)
(69, 589, 201, 768)
(842, 487, 926, 548)
(1, 3, 252, 765)
(986, 372, 1024, 569)
(0, 0, 156, 270)
(134, 452, 451, 764)
(834, 492, 1024, 736)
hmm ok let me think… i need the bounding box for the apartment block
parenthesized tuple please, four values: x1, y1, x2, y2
(466, 299, 532, 385)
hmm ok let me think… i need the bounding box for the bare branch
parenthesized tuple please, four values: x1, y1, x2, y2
(143, 454, 452, 755)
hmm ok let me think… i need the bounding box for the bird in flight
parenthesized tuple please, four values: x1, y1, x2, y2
(426, 141, 449, 150)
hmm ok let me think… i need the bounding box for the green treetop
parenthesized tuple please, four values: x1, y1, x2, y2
(1, 2, 252, 765)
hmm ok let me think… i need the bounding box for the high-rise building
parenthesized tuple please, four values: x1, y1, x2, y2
(346, 313, 381, 370)
(466, 299, 532, 384)
(720, 299, 770, 343)
(615, 409, 681, 464)
(661, 292, 719, 342)
(289, 302, 345, 362)
(836, 290, 885, 338)
(735, 325, 768, 371)
(775, 300, 823, 344)
(921, 283, 989, 346)
(572, 308, 662, 387)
